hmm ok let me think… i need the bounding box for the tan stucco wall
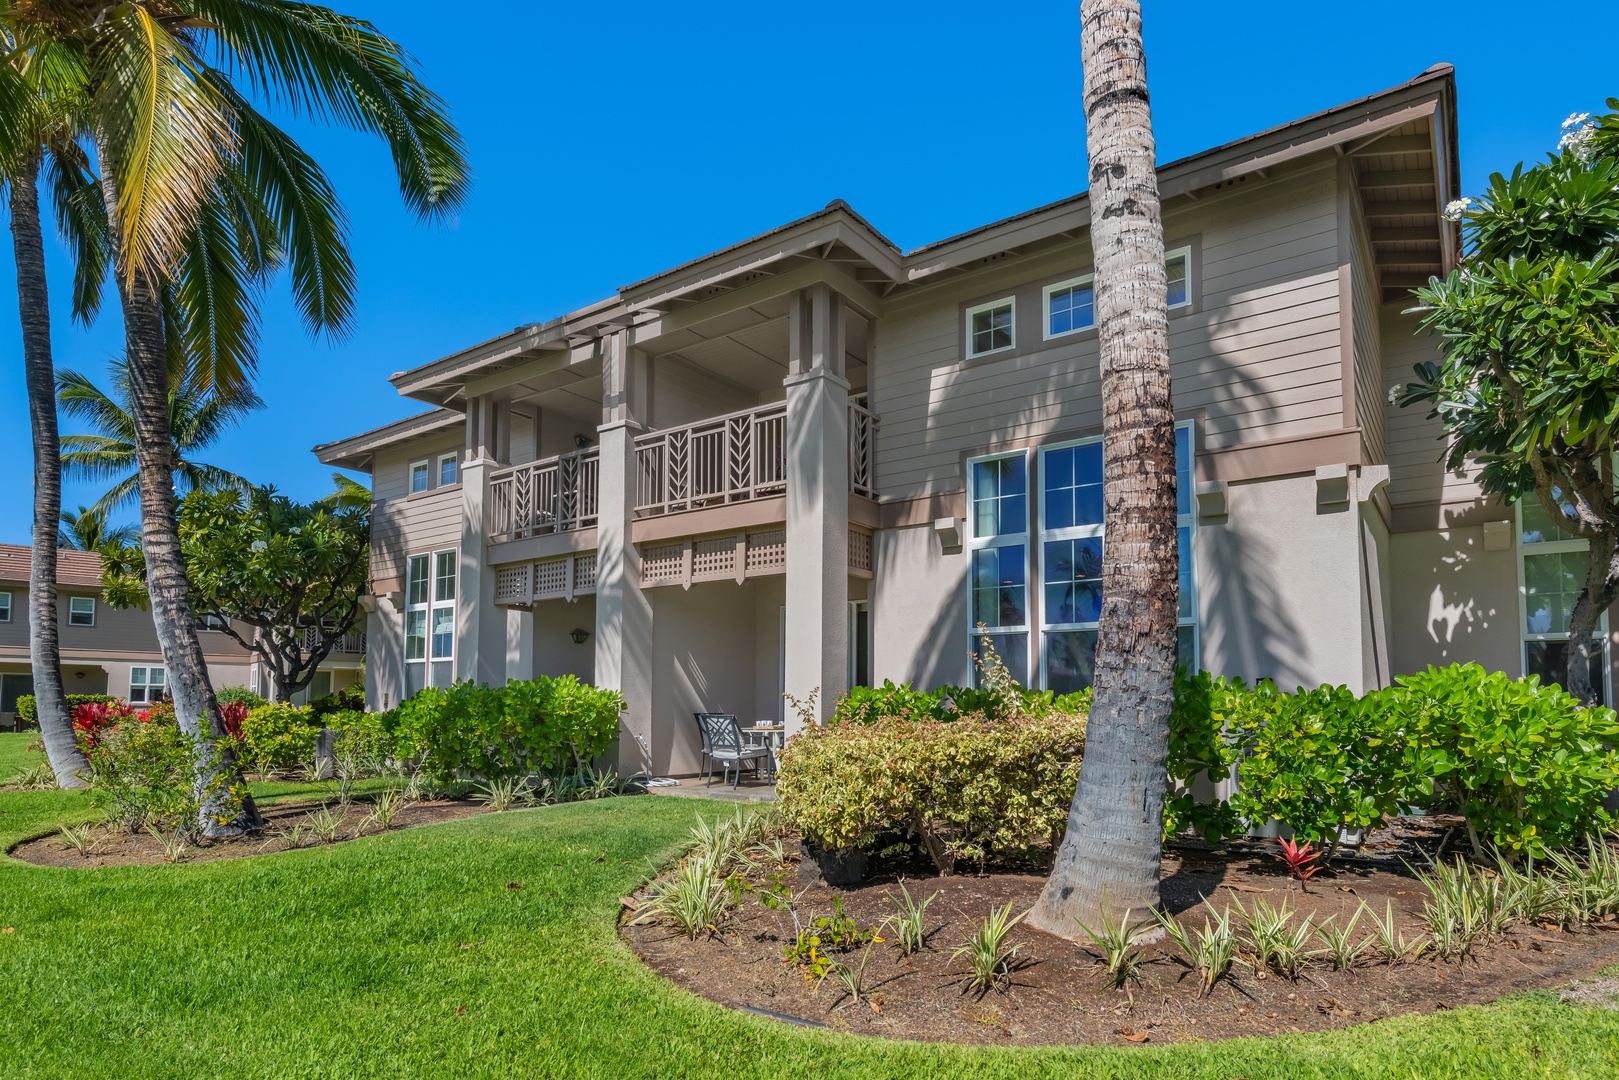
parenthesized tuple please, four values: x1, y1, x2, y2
(871, 522, 971, 692)
(1388, 525, 1520, 678)
(649, 580, 771, 777)
(530, 596, 596, 684)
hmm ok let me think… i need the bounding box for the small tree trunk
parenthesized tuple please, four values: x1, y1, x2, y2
(93, 130, 258, 834)
(1566, 533, 1619, 705)
(1030, 0, 1177, 939)
(10, 156, 90, 787)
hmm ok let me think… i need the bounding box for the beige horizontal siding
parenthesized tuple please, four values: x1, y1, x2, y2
(373, 436, 464, 502)
(0, 592, 250, 661)
(1352, 217, 1385, 465)
(872, 162, 1344, 498)
(1381, 301, 1480, 507)
(372, 487, 463, 582)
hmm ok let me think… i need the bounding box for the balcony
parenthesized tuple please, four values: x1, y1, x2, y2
(489, 448, 601, 541)
(302, 626, 366, 655)
(485, 401, 876, 544)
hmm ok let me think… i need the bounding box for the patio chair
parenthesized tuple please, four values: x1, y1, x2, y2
(695, 712, 773, 789)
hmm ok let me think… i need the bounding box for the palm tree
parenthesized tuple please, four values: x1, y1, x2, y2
(58, 505, 138, 551)
(2, 41, 109, 789)
(1029, 0, 1179, 939)
(57, 362, 260, 516)
(0, 2, 469, 834)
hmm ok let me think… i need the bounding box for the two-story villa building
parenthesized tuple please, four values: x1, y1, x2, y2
(317, 67, 1592, 778)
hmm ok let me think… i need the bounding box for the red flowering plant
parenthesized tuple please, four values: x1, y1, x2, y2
(1274, 837, 1322, 881)
(71, 701, 136, 749)
(220, 700, 250, 745)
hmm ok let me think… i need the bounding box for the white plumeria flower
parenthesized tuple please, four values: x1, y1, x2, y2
(1442, 197, 1473, 222)
(1387, 384, 1404, 405)
(1559, 125, 1597, 162)
(1563, 112, 1592, 131)
(250, 539, 268, 553)
(288, 526, 301, 535)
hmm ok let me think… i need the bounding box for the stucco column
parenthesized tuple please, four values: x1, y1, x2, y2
(457, 395, 509, 686)
(783, 284, 851, 728)
(594, 331, 655, 775)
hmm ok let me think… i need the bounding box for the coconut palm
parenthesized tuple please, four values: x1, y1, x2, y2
(57, 505, 139, 551)
(57, 362, 261, 516)
(0, 1, 469, 834)
(2, 39, 110, 788)
(1029, 0, 1179, 938)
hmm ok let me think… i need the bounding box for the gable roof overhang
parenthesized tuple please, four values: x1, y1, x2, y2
(312, 408, 464, 472)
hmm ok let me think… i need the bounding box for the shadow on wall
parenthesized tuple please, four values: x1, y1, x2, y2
(1197, 514, 1307, 689)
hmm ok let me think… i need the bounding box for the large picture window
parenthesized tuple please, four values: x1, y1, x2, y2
(968, 424, 1197, 694)
(405, 548, 457, 697)
(1519, 496, 1608, 703)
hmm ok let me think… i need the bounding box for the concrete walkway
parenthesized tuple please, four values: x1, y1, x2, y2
(644, 776, 776, 803)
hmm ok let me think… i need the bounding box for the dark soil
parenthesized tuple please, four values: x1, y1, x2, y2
(623, 820, 1619, 1046)
(10, 794, 495, 868)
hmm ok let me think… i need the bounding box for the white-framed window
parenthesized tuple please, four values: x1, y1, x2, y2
(129, 665, 165, 704)
(1519, 496, 1609, 703)
(409, 459, 429, 493)
(966, 450, 1032, 685)
(405, 548, 457, 697)
(196, 613, 227, 632)
(0, 591, 10, 622)
(68, 596, 95, 627)
(1044, 275, 1095, 339)
(966, 297, 1016, 358)
(438, 452, 459, 487)
(1166, 245, 1192, 309)
(967, 425, 1198, 694)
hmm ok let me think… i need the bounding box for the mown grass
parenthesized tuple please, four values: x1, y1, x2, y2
(0, 731, 1617, 1078)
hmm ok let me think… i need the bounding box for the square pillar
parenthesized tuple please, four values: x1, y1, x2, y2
(595, 331, 655, 775)
(783, 285, 850, 728)
(457, 394, 511, 687)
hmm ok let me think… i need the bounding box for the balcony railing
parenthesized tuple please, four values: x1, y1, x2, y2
(302, 626, 366, 655)
(489, 448, 600, 540)
(849, 401, 877, 499)
(634, 402, 788, 516)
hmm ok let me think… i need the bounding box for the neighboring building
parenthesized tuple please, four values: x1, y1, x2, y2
(318, 66, 1574, 778)
(0, 545, 363, 727)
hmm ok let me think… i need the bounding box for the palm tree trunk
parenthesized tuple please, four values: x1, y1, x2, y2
(1030, 0, 1177, 939)
(11, 155, 90, 788)
(93, 130, 259, 834)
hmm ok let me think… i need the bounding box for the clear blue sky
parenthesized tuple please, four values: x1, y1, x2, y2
(1, 1, 1612, 544)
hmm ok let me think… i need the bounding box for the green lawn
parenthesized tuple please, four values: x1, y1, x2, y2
(1, 732, 1617, 1078)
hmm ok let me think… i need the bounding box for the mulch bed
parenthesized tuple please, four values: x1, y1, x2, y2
(9, 795, 495, 868)
(623, 819, 1619, 1046)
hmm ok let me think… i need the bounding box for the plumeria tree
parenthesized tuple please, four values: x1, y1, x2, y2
(102, 486, 370, 704)
(1399, 102, 1619, 703)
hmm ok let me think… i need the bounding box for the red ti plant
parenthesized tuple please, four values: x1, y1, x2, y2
(220, 700, 250, 745)
(1274, 837, 1321, 881)
(71, 701, 135, 748)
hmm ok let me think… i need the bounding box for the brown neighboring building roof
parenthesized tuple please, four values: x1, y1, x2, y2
(0, 544, 105, 589)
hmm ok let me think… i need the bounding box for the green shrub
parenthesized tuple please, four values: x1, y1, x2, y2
(83, 712, 240, 832)
(1388, 664, 1619, 858)
(1164, 671, 1245, 842)
(832, 680, 1090, 725)
(392, 676, 624, 781)
(326, 708, 393, 761)
(14, 693, 120, 728)
(775, 709, 1088, 873)
(239, 703, 320, 773)
(216, 686, 268, 709)
(308, 687, 365, 723)
(1224, 681, 1424, 851)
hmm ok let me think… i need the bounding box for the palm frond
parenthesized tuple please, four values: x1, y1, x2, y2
(87, 474, 143, 518)
(182, 0, 471, 221)
(175, 460, 255, 496)
(171, 175, 267, 394)
(318, 471, 370, 512)
(91, 4, 236, 280)
(43, 134, 111, 325)
(55, 368, 136, 439)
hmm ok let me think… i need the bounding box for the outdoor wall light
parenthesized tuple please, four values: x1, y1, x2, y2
(569, 627, 590, 644)
(573, 434, 594, 449)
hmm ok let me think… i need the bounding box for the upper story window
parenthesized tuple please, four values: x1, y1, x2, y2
(68, 596, 95, 627)
(1519, 495, 1607, 702)
(409, 459, 429, 493)
(1166, 246, 1191, 308)
(438, 452, 459, 487)
(966, 297, 1015, 358)
(0, 591, 10, 623)
(129, 665, 165, 704)
(1044, 276, 1095, 338)
(196, 613, 227, 632)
